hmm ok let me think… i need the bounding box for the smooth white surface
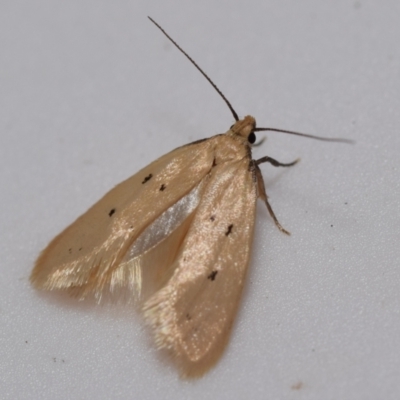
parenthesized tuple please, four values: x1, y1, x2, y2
(1, 1, 400, 399)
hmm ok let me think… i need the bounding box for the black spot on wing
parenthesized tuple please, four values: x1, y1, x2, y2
(210, 215, 216, 222)
(159, 184, 166, 191)
(225, 224, 233, 236)
(69, 247, 83, 254)
(207, 270, 218, 281)
(142, 173, 153, 184)
(108, 208, 116, 217)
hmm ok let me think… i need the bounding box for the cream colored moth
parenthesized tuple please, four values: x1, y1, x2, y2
(31, 17, 351, 377)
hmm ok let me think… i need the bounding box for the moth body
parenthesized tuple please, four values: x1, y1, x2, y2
(31, 115, 275, 376)
(31, 17, 349, 377)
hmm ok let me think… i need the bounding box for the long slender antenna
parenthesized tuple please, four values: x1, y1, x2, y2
(148, 16, 239, 121)
(254, 127, 354, 143)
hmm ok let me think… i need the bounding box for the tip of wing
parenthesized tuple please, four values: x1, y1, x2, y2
(143, 287, 232, 378)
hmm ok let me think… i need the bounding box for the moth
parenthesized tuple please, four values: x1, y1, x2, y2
(31, 17, 351, 377)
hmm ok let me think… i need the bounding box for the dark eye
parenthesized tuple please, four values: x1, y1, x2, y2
(248, 132, 256, 144)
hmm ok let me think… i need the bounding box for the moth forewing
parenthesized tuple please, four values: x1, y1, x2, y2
(143, 156, 258, 377)
(109, 180, 207, 301)
(31, 138, 216, 299)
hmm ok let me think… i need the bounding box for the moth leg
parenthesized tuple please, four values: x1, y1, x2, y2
(256, 156, 300, 167)
(254, 164, 291, 235)
(252, 136, 266, 147)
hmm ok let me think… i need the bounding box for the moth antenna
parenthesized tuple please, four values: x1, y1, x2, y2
(148, 16, 239, 122)
(254, 127, 354, 143)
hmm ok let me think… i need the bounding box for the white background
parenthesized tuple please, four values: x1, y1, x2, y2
(1, 1, 400, 399)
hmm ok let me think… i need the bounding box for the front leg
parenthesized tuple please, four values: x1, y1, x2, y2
(256, 156, 299, 168)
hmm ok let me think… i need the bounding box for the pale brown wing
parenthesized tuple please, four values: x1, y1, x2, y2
(31, 139, 217, 299)
(105, 179, 208, 303)
(143, 158, 257, 377)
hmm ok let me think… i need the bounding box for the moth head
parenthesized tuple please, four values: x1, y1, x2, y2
(229, 115, 257, 145)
